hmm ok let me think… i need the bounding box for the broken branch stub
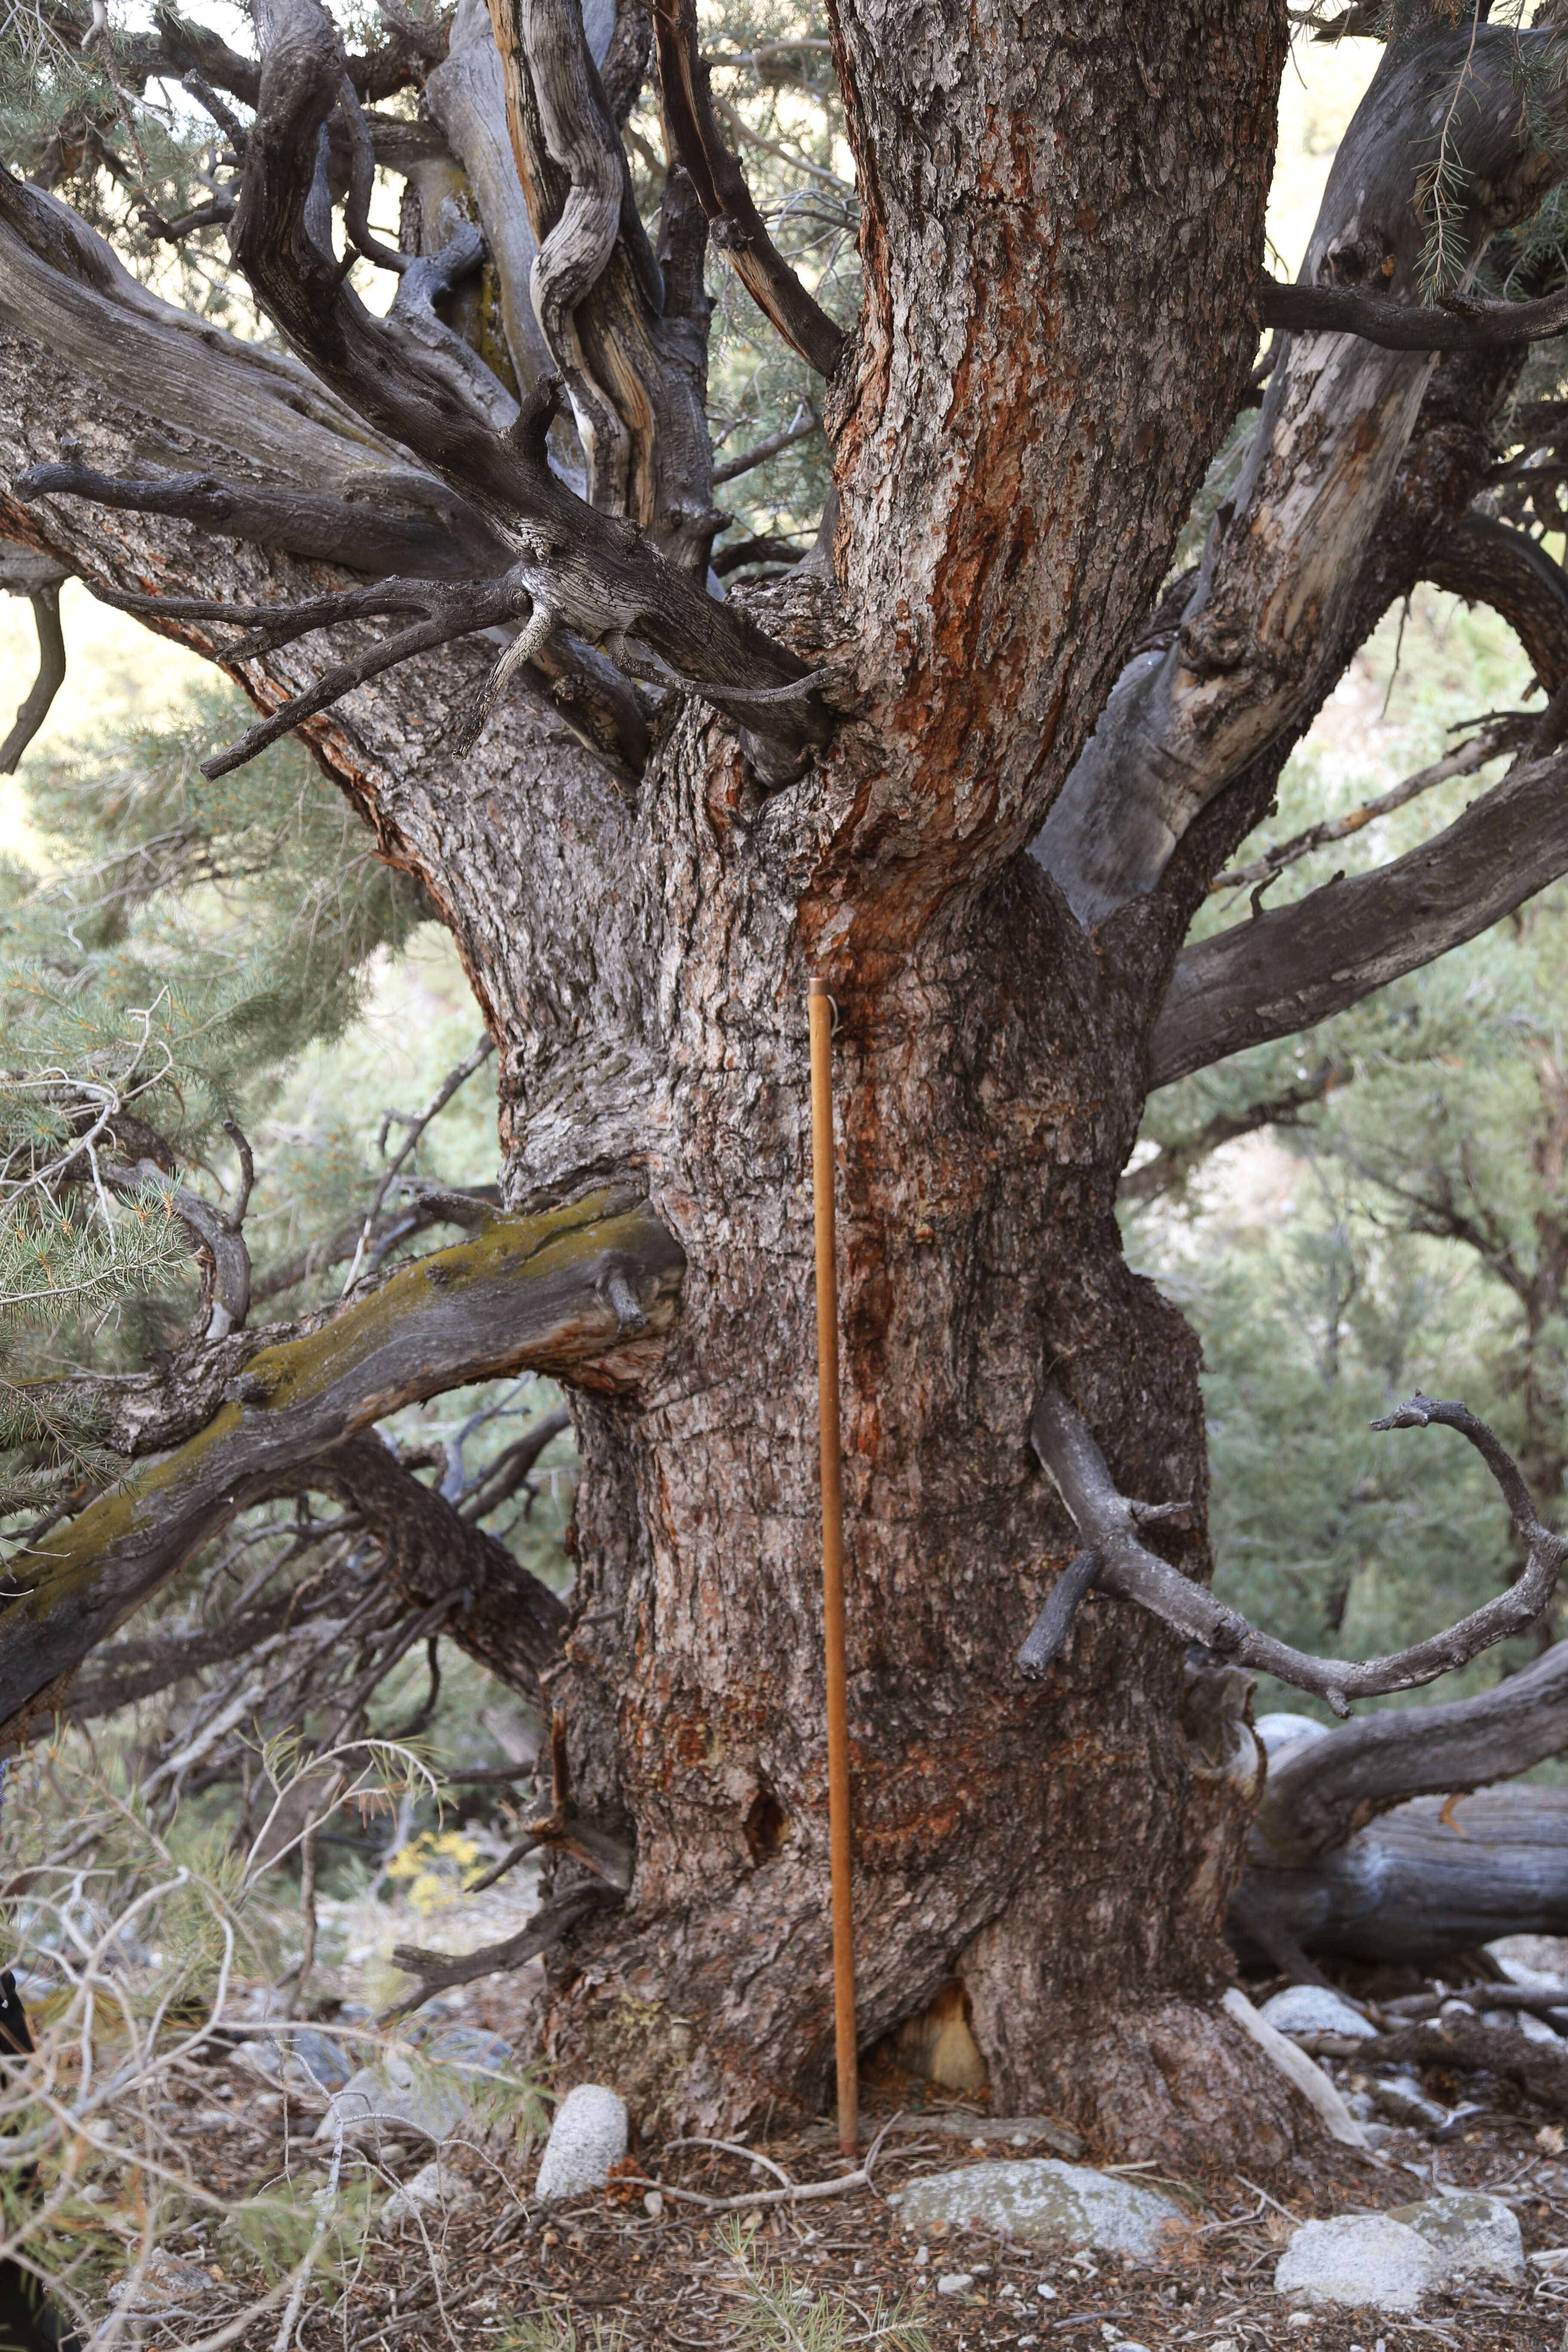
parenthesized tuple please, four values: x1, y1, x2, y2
(1024, 1386, 1565, 1714)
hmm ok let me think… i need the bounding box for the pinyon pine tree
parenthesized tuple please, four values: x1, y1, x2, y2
(13, 0, 1568, 2159)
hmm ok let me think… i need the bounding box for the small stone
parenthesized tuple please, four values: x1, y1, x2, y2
(935, 2273, 973, 2296)
(913, 2245, 929, 2267)
(1387, 2192, 1526, 2287)
(1274, 2215, 1442, 2312)
(379, 2159, 477, 2235)
(643, 2189, 663, 2220)
(1036, 2281, 1057, 2299)
(1285, 2318, 1314, 2334)
(1258, 1986, 1377, 2041)
(890, 2159, 1188, 2263)
(535, 2083, 629, 2201)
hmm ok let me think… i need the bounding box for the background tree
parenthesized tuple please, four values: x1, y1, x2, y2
(14, 0, 1568, 2166)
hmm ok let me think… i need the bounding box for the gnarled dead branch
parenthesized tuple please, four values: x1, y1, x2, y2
(1026, 1386, 1565, 1715)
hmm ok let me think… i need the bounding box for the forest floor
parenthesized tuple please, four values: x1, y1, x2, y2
(108, 2040, 1568, 2351)
(58, 1881, 1568, 2348)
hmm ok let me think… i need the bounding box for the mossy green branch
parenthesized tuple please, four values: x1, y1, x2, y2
(0, 1190, 684, 1743)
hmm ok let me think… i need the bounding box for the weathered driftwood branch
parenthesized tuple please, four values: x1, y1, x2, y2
(1255, 1638, 1568, 1865)
(652, 0, 845, 375)
(1035, 19, 1568, 928)
(101, 1157, 252, 1338)
(11, 453, 494, 582)
(1377, 2014, 1568, 2113)
(0, 1191, 683, 1744)
(1026, 1387, 1565, 1715)
(0, 575, 64, 773)
(1237, 1786, 1568, 1970)
(1208, 715, 1528, 898)
(1148, 748, 1568, 1088)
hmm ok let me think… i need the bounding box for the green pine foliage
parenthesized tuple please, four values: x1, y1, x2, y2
(0, 680, 427, 1514)
(1128, 592, 1568, 1717)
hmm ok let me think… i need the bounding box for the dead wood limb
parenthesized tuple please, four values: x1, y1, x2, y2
(1377, 2017, 1568, 2113)
(1236, 1786, 1568, 1970)
(1255, 1637, 1568, 1865)
(1119, 1063, 1348, 1205)
(382, 1883, 620, 2021)
(1384, 1984, 1568, 2021)
(0, 574, 65, 771)
(652, 0, 845, 375)
(12, 453, 498, 581)
(1207, 716, 1530, 899)
(101, 1158, 251, 1339)
(1148, 749, 1568, 1087)
(1029, 1387, 1565, 1714)
(1016, 1548, 1102, 1681)
(0, 1191, 683, 1745)
(1259, 274, 1568, 353)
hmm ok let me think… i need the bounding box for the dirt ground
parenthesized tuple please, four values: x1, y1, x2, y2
(118, 2055, 1568, 2351)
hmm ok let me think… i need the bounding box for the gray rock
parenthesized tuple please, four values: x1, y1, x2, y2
(285, 2028, 353, 2091)
(1274, 2214, 1442, 2312)
(379, 2158, 478, 2235)
(315, 2028, 512, 2151)
(1257, 1986, 1377, 2041)
(935, 2273, 973, 2295)
(1388, 2193, 1526, 2287)
(890, 2159, 1188, 2263)
(1254, 1712, 1330, 1756)
(535, 2083, 628, 2201)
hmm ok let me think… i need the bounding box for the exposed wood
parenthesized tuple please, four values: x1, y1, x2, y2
(651, 0, 845, 375)
(424, 0, 554, 394)
(1259, 273, 1568, 352)
(1034, 20, 1568, 929)
(0, 582, 64, 772)
(1240, 1788, 1568, 1969)
(1029, 1387, 1565, 1713)
(1254, 1639, 1568, 1866)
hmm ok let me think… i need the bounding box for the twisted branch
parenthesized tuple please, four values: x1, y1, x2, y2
(1024, 1387, 1566, 1715)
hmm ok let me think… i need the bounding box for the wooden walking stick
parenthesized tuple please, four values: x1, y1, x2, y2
(808, 975, 858, 2157)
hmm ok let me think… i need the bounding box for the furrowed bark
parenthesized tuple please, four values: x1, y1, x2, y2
(1035, 17, 1568, 929)
(1148, 749, 1568, 1087)
(59, 1437, 568, 1718)
(0, 1193, 682, 1744)
(817, 0, 1287, 952)
(309, 1436, 568, 1699)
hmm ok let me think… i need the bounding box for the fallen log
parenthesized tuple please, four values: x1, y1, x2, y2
(1235, 1785, 1568, 1969)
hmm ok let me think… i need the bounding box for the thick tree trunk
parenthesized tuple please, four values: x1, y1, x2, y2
(0, 0, 1327, 2165)
(546, 830, 1298, 2159)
